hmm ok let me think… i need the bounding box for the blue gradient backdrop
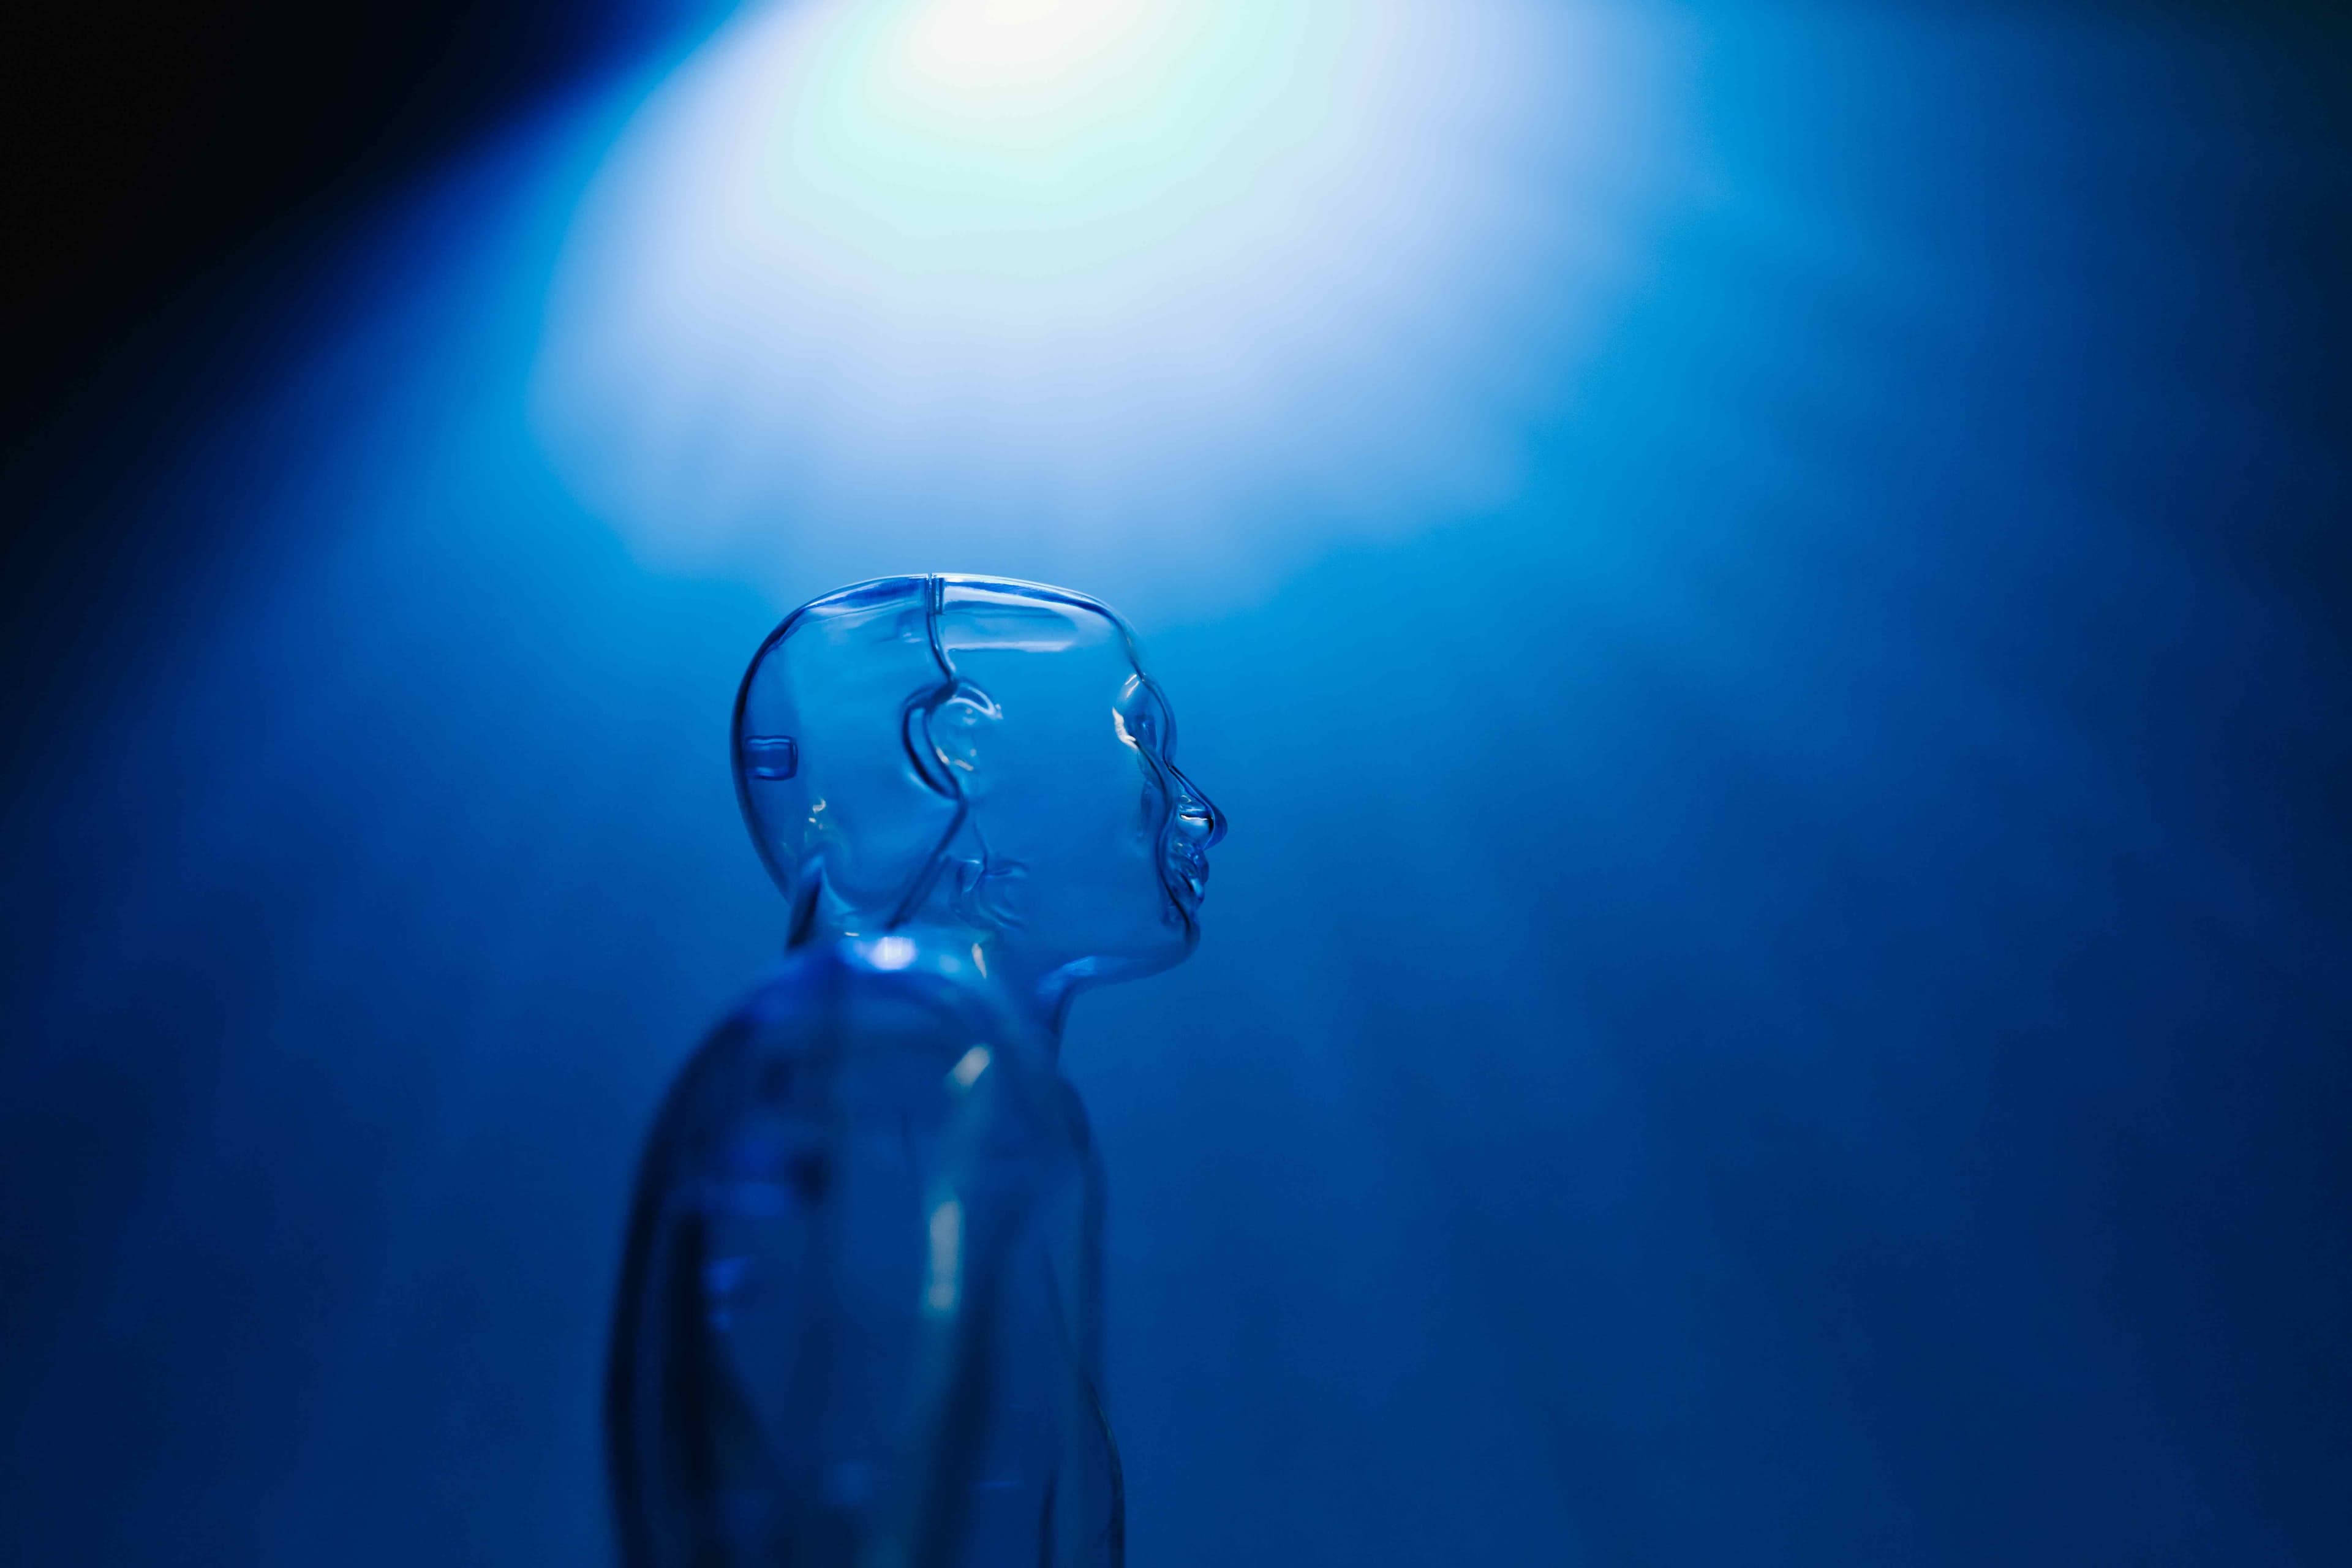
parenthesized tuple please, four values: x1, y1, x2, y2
(4, 4, 2348, 1564)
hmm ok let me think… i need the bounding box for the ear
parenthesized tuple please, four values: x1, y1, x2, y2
(923, 680, 1002, 794)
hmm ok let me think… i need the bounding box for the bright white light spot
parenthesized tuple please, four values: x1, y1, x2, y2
(949, 1044, 992, 1088)
(925, 1198, 963, 1312)
(534, 0, 1689, 612)
(870, 933, 919, 969)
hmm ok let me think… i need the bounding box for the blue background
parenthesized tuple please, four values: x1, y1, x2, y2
(4, 4, 2348, 1563)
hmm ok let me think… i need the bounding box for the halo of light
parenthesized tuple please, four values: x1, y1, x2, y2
(532, 0, 1687, 610)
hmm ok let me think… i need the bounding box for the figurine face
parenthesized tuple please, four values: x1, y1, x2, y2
(929, 580, 1225, 985)
(734, 575, 1224, 997)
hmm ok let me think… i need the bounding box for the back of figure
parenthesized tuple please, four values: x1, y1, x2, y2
(607, 946, 1121, 1568)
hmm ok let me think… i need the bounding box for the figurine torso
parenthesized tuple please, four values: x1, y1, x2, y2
(607, 945, 1122, 1568)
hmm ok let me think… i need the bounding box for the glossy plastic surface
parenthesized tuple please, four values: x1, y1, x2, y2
(609, 577, 1223, 1567)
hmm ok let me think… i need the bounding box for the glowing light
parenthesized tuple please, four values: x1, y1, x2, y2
(870, 933, 919, 969)
(534, 0, 1687, 610)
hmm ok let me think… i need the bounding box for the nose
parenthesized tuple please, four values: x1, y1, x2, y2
(1170, 768, 1226, 849)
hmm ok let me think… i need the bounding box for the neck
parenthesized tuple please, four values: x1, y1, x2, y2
(792, 916, 1074, 1048)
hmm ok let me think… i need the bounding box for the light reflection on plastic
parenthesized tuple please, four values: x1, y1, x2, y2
(533, 0, 1684, 609)
(925, 1199, 964, 1312)
(948, 1044, 992, 1088)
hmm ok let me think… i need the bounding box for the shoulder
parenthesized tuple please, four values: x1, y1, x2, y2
(650, 947, 1048, 1149)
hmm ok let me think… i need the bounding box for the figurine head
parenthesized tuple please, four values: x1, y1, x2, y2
(736, 576, 1225, 1008)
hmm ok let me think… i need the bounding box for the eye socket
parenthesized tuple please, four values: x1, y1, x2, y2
(1114, 677, 1174, 755)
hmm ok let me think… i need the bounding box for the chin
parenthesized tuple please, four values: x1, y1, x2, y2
(1144, 905, 1204, 966)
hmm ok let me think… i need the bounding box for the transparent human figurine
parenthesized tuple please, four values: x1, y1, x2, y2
(607, 576, 1226, 1568)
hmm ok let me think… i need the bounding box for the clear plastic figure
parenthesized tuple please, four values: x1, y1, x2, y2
(608, 576, 1225, 1568)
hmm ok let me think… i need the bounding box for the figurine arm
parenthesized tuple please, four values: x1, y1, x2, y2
(605, 1033, 775, 1568)
(875, 1073, 1123, 1568)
